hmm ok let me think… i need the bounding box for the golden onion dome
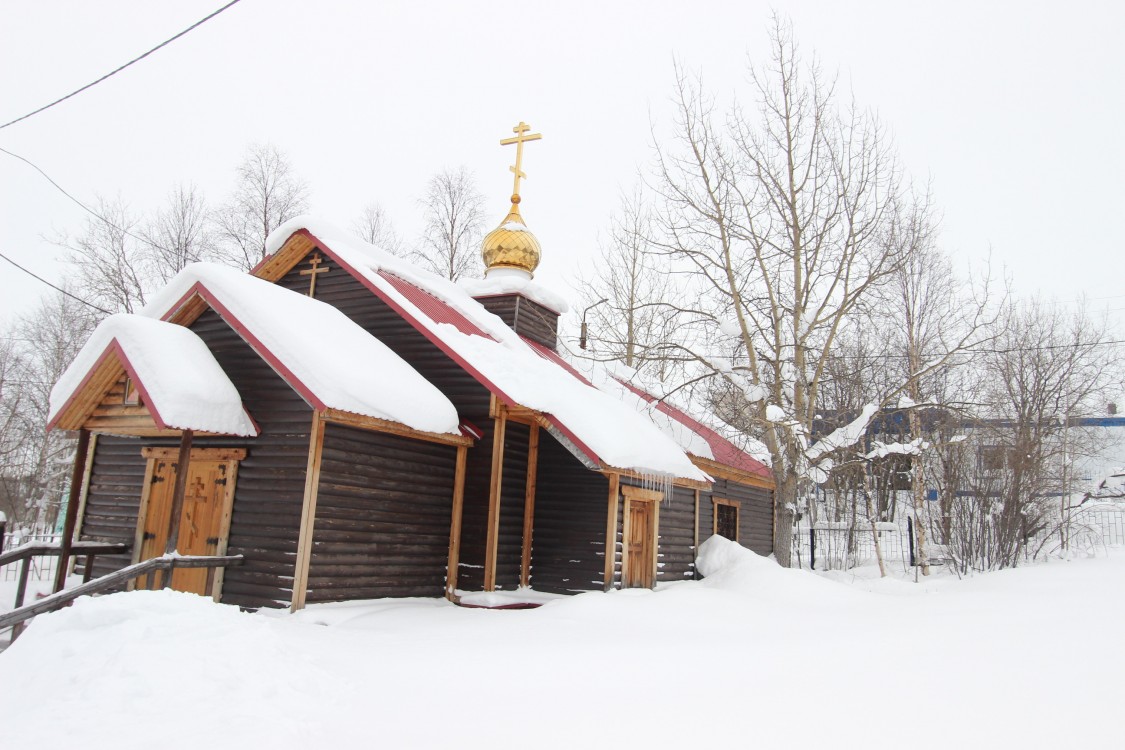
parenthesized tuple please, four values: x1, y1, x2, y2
(481, 195, 541, 277)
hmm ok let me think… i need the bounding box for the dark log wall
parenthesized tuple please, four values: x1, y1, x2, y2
(78, 436, 146, 582)
(699, 479, 774, 556)
(78, 308, 314, 609)
(657, 485, 698, 583)
(475, 294, 559, 349)
(281, 254, 500, 591)
(307, 423, 457, 602)
(531, 434, 609, 594)
(494, 420, 529, 589)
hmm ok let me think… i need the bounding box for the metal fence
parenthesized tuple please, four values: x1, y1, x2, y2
(794, 502, 1125, 572)
(1, 533, 62, 583)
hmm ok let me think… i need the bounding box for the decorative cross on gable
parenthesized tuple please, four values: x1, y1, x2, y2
(299, 252, 330, 297)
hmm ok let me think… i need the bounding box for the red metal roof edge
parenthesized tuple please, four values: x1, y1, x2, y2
(618, 379, 771, 478)
(160, 282, 327, 413)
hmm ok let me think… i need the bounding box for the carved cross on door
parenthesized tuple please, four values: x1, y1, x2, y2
(300, 252, 330, 297)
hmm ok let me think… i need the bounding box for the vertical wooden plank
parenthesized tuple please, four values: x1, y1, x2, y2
(129, 457, 159, 591)
(651, 497, 661, 588)
(69, 434, 98, 578)
(603, 473, 620, 591)
(162, 433, 193, 553)
(209, 460, 240, 602)
(290, 412, 326, 612)
(519, 423, 539, 589)
(53, 428, 90, 594)
(693, 488, 701, 579)
(161, 429, 194, 588)
(445, 445, 468, 600)
(483, 405, 507, 592)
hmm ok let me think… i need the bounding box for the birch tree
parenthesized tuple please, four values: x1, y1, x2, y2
(417, 166, 486, 282)
(214, 144, 309, 270)
(640, 21, 921, 565)
(353, 202, 404, 256)
(576, 191, 682, 382)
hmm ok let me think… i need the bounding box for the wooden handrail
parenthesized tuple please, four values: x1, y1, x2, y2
(0, 554, 244, 634)
(0, 541, 127, 567)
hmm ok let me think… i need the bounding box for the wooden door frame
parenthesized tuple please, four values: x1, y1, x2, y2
(621, 486, 662, 589)
(130, 447, 246, 600)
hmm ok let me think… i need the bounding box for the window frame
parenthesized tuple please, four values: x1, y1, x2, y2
(712, 497, 741, 542)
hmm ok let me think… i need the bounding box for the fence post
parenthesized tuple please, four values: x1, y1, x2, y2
(907, 515, 916, 567)
(809, 528, 816, 570)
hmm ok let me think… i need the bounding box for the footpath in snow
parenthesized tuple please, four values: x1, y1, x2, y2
(1, 538, 1122, 750)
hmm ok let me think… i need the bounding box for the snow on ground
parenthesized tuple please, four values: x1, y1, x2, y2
(2, 539, 1123, 749)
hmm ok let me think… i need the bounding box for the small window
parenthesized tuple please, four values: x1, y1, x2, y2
(123, 377, 141, 405)
(713, 498, 740, 541)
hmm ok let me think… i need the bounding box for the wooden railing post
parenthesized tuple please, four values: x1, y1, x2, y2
(53, 428, 90, 594)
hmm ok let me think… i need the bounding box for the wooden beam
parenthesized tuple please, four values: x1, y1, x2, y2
(290, 413, 327, 611)
(161, 429, 194, 588)
(483, 403, 507, 592)
(321, 408, 473, 447)
(693, 488, 700, 579)
(141, 447, 248, 461)
(603, 473, 620, 591)
(52, 429, 90, 594)
(69, 433, 98, 581)
(520, 423, 539, 589)
(602, 466, 711, 491)
(690, 456, 774, 490)
(445, 445, 468, 600)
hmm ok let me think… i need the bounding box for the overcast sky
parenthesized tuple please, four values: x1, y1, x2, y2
(2, 1, 1123, 332)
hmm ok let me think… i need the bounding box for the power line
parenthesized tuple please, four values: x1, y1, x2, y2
(0, 0, 244, 130)
(0, 251, 112, 315)
(0, 146, 151, 247)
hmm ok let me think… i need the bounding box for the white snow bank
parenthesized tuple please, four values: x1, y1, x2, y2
(265, 217, 706, 481)
(49, 314, 257, 436)
(141, 263, 460, 436)
(7, 555, 1125, 749)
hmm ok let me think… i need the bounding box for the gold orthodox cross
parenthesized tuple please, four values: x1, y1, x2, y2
(500, 121, 542, 199)
(300, 252, 330, 297)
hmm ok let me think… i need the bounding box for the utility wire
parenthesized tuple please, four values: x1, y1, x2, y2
(0, 251, 112, 315)
(0, 0, 244, 130)
(0, 146, 152, 247)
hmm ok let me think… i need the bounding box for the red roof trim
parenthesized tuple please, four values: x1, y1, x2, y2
(618, 379, 771, 478)
(521, 337, 596, 387)
(110, 340, 168, 431)
(291, 230, 523, 410)
(159, 282, 327, 413)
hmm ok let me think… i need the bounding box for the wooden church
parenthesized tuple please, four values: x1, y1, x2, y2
(47, 123, 775, 611)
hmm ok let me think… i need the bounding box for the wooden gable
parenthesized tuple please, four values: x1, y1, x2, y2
(50, 343, 187, 438)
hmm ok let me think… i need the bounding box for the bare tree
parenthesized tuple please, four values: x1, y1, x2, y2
(576, 191, 682, 382)
(59, 197, 149, 313)
(2, 292, 100, 531)
(417, 166, 486, 281)
(938, 299, 1119, 571)
(353, 202, 404, 256)
(638, 20, 920, 565)
(142, 183, 213, 282)
(213, 144, 310, 270)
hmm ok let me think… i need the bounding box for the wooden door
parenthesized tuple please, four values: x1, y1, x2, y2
(621, 487, 661, 589)
(134, 448, 243, 597)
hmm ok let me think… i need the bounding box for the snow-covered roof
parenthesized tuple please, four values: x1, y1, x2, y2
(263, 217, 712, 482)
(141, 263, 461, 436)
(49, 314, 257, 436)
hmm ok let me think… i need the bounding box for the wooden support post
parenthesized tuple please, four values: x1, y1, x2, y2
(52, 428, 90, 594)
(519, 423, 539, 589)
(445, 445, 468, 600)
(483, 405, 507, 592)
(603, 473, 620, 591)
(12, 557, 32, 639)
(693, 488, 701, 580)
(161, 429, 194, 589)
(290, 413, 327, 611)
